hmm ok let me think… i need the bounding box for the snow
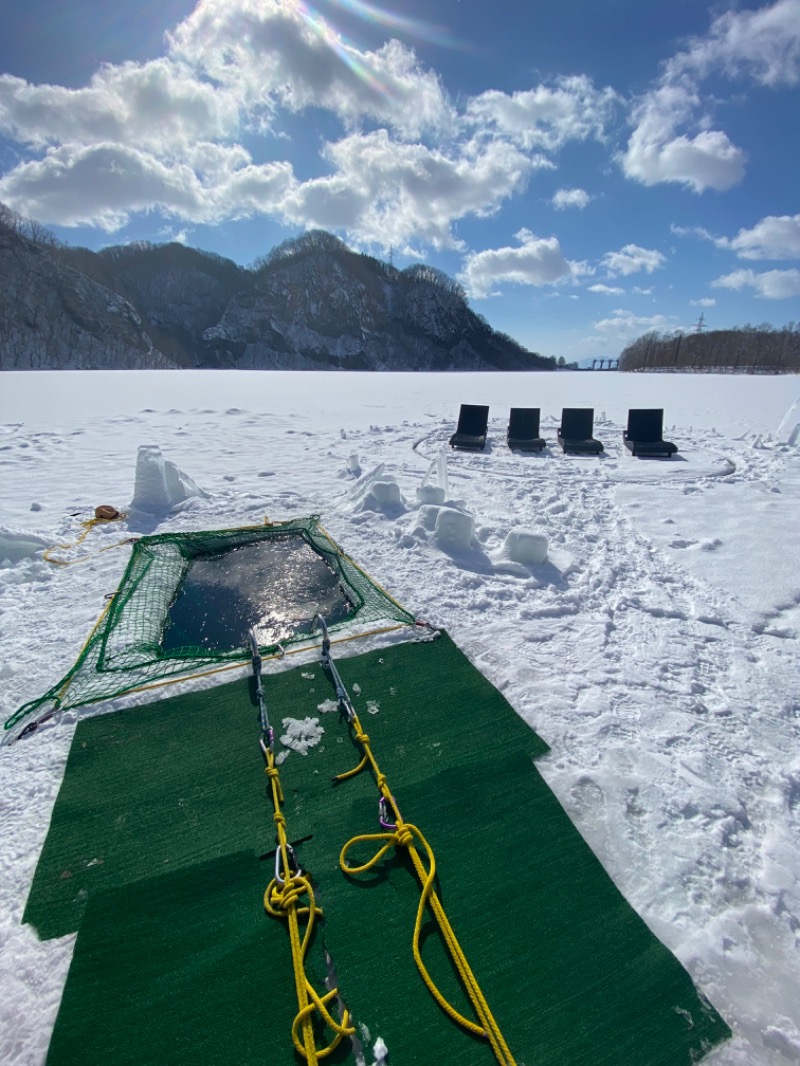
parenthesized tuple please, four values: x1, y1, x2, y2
(1, 369, 799, 1066)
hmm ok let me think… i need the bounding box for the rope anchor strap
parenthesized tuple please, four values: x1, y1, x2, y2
(251, 627, 355, 1064)
(310, 614, 516, 1066)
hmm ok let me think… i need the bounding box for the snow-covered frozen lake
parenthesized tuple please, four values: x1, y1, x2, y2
(1, 370, 799, 1065)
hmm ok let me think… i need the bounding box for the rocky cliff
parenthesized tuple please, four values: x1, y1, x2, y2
(1, 212, 552, 372)
(0, 214, 174, 370)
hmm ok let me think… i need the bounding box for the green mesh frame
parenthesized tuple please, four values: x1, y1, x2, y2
(5, 518, 415, 738)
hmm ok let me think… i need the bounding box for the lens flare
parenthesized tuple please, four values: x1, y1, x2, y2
(322, 0, 464, 49)
(295, 0, 392, 94)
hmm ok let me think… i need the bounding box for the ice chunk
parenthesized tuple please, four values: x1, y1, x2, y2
(0, 530, 49, 563)
(500, 529, 549, 565)
(280, 716, 324, 755)
(417, 448, 448, 504)
(776, 395, 800, 445)
(130, 445, 206, 514)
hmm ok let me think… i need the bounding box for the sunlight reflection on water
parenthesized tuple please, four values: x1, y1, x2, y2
(161, 538, 353, 653)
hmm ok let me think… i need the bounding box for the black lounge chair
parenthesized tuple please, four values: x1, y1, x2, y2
(557, 408, 603, 454)
(623, 409, 678, 457)
(449, 404, 489, 451)
(507, 407, 546, 451)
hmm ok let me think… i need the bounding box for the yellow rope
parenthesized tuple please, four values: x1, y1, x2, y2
(44, 513, 133, 567)
(262, 751, 355, 1062)
(335, 722, 516, 1066)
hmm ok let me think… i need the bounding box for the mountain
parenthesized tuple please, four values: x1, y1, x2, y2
(1, 211, 553, 371)
(0, 209, 176, 370)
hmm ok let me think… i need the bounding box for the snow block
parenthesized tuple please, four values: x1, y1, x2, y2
(416, 484, 446, 505)
(502, 529, 549, 565)
(130, 445, 205, 514)
(357, 477, 407, 514)
(435, 506, 475, 550)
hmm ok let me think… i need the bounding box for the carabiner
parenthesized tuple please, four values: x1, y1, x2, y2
(275, 841, 302, 885)
(379, 795, 399, 830)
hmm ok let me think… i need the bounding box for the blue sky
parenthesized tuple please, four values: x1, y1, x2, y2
(1, 0, 798, 361)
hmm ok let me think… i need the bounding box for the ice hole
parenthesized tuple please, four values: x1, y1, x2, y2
(161, 538, 354, 653)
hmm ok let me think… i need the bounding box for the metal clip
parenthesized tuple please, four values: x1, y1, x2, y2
(275, 842, 302, 885)
(379, 795, 399, 830)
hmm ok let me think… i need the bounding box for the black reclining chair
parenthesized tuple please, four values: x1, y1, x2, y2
(507, 408, 546, 451)
(557, 408, 603, 454)
(449, 404, 489, 451)
(623, 409, 678, 457)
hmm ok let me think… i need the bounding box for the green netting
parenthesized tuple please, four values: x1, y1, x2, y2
(5, 517, 414, 737)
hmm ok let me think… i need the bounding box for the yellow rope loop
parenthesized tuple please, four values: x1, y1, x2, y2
(291, 990, 355, 1060)
(336, 747, 516, 1065)
(354, 729, 369, 744)
(273, 809, 287, 831)
(339, 831, 398, 876)
(265, 873, 354, 1063)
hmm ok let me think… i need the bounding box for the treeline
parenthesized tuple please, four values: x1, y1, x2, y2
(619, 325, 800, 373)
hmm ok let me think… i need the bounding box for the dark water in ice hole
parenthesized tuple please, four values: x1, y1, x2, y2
(161, 539, 354, 653)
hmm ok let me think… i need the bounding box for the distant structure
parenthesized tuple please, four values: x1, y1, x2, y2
(591, 358, 619, 370)
(693, 312, 706, 333)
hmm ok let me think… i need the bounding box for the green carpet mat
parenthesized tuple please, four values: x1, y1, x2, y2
(25, 633, 544, 940)
(46, 852, 312, 1066)
(29, 632, 730, 1064)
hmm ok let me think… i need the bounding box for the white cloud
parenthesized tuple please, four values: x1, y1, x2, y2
(0, 0, 589, 248)
(720, 215, 800, 260)
(593, 309, 671, 335)
(588, 283, 624, 295)
(712, 268, 800, 299)
(466, 75, 619, 152)
(632, 286, 653, 295)
(282, 130, 535, 251)
(669, 0, 800, 89)
(552, 187, 591, 211)
(622, 84, 745, 192)
(459, 228, 589, 298)
(672, 214, 800, 259)
(0, 142, 296, 230)
(620, 1, 800, 192)
(168, 0, 455, 139)
(0, 63, 239, 156)
(601, 243, 666, 277)
(690, 297, 716, 307)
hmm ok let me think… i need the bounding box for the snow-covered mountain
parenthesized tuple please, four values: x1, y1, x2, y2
(0, 214, 176, 371)
(1, 218, 551, 372)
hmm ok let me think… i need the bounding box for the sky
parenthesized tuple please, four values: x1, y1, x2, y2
(0, 0, 799, 361)
(1, 369, 799, 1065)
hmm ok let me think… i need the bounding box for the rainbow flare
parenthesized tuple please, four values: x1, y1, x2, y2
(322, 0, 464, 48)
